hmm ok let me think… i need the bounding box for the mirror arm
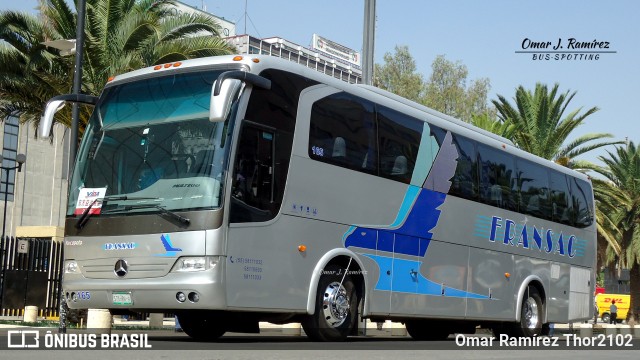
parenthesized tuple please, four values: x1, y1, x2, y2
(49, 93, 99, 106)
(213, 71, 271, 96)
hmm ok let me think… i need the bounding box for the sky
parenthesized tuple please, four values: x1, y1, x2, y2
(3, 0, 639, 164)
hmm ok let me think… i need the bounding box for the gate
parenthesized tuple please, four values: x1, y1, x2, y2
(0, 236, 63, 318)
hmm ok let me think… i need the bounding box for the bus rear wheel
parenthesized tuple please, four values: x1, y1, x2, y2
(302, 265, 358, 341)
(513, 286, 544, 337)
(177, 311, 227, 341)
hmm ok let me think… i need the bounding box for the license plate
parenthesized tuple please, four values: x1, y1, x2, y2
(112, 292, 133, 305)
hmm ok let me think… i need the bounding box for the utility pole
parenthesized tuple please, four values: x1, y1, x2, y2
(362, 0, 376, 85)
(60, 0, 87, 334)
(70, 0, 87, 167)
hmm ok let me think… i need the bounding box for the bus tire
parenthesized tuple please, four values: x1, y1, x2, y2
(405, 320, 451, 341)
(302, 264, 358, 341)
(177, 311, 227, 341)
(513, 286, 544, 337)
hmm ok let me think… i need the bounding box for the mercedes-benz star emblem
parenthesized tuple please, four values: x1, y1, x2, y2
(114, 259, 128, 277)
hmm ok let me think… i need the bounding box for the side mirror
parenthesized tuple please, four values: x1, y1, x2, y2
(39, 100, 66, 138)
(209, 79, 241, 122)
(38, 94, 99, 138)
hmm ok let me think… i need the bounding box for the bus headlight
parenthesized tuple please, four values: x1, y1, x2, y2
(171, 256, 220, 272)
(65, 260, 79, 274)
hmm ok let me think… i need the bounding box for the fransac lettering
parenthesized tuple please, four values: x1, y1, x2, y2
(489, 216, 577, 258)
(103, 242, 137, 250)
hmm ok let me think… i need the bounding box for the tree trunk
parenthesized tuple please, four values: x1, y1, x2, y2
(629, 265, 640, 324)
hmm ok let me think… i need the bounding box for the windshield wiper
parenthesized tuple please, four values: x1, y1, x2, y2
(75, 195, 161, 229)
(103, 204, 190, 225)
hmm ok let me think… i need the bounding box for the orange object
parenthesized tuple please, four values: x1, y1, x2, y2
(298, 245, 307, 252)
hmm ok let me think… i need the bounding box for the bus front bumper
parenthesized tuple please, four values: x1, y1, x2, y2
(62, 266, 226, 311)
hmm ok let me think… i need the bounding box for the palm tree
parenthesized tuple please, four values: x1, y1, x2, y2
(492, 83, 621, 169)
(0, 0, 235, 135)
(592, 142, 640, 323)
(470, 112, 516, 140)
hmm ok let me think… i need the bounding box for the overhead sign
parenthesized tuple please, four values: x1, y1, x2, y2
(312, 34, 361, 67)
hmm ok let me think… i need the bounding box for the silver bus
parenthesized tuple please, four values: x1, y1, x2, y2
(39, 55, 596, 341)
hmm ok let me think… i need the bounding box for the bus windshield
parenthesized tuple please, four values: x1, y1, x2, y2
(67, 70, 236, 216)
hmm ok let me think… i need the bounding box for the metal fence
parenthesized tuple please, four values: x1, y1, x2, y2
(0, 236, 63, 318)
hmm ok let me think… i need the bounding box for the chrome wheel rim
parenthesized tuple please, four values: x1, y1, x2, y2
(322, 281, 350, 327)
(523, 297, 539, 329)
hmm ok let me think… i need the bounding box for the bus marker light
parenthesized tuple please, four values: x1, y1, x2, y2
(163, 63, 172, 68)
(298, 245, 307, 252)
(252, 58, 260, 63)
(153, 65, 162, 70)
(173, 62, 182, 67)
(107, 76, 115, 82)
(505, 272, 511, 278)
(233, 56, 243, 61)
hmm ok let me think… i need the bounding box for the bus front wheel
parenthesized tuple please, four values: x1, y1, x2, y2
(177, 311, 227, 341)
(302, 264, 358, 341)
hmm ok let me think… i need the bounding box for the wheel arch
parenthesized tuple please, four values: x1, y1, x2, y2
(306, 248, 370, 316)
(515, 275, 547, 323)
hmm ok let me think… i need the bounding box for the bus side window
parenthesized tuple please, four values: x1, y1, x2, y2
(550, 171, 572, 225)
(478, 145, 517, 211)
(450, 134, 478, 200)
(516, 159, 550, 220)
(377, 105, 421, 184)
(309, 92, 377, 174)
(571, 177, 594, 227)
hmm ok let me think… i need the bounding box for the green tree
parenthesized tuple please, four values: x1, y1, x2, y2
(492, 83, 621, 168)
(373, 45, 424, 102)
(0, 0, 235, 135)
(592, 142, 640, 323)
(423, 55, 493, 122)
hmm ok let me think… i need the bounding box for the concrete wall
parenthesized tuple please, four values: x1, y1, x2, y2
(0, 121, 69, 236)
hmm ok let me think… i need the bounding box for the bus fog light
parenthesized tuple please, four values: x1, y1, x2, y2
(176, 292, 186, 303)
(65, 260, 79, 273)
(188, 292, 200, 303)
(171, 256, 220, 272)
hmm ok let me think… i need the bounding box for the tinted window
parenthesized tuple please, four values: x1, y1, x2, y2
(516, 160, 550, 220)
(377, 106, 422, 184)
(550, 171, 572, 225)
(571, 177, 594, 227)
(309, 92, 377, 174)
(450, 134, 478, 200)
(478, 145, 517, 211)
